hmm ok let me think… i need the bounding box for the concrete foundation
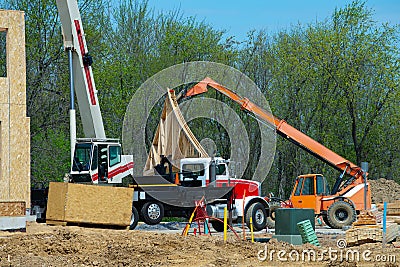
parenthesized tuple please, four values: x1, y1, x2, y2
(0, 216, 26, 230)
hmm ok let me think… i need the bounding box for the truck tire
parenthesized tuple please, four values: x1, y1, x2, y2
(141, 201, 164, 225)
(245, 202, 267, 231)
(266, 202, 281, 229)
(326, 200, 356, 229)
(129, 206, 139, 230)
(211, 220, 224, 232)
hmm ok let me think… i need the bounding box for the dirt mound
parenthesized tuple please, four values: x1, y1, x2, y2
(0, 223, 265, 267)
(369, 178, 400, 203)
(0, 222, 399, 266)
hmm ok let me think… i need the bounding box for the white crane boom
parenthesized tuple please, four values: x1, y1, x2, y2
(56, 0, 106, 139)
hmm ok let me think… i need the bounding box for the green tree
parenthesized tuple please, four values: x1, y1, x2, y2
(0, 0, 107, 186)
(239, 1, 400, 196)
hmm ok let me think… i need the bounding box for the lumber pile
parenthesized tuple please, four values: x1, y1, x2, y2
(375, 201, 400, 225)
(345, 223, 399, 246)
(387, 216, 400, 225)
(376, 201, 400, 216)
(353, 210, 377, 226)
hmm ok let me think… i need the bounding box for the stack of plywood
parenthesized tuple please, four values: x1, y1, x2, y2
(346, 223, 399, 246)
(46, 182, 134, 227)
(353, 210, 377, 226)
(376, 201, 400, 216)
(376, 201, 400, 225)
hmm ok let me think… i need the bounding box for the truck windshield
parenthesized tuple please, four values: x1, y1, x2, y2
(72, 143, 92, 171)
(216, 164, 226, 175)
(182, 164, 205, 177)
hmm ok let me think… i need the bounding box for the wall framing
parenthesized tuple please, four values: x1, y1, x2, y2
(0, 9, 30, 208)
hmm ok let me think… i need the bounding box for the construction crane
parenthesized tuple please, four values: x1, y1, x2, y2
(53, 0, 238, 231)
(185, 77, 372, 228)
(56, 0, 134, 184)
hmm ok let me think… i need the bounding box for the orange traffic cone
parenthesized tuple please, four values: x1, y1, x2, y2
(174, 173, 180, 185)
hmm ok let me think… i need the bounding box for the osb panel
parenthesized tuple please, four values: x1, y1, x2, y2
(0, 104, 10, 202)
(9, 105, 29, 204)
(0, 78, 8, 104)
(6, 11, 26, 105)
(0, 10, 9, 28)
(64, 183, 134, 226)
(0, 201, 25, 216)
(0, 102, 10, 120)
(0, 10, 30, 206)
(46, 182, 68, 221)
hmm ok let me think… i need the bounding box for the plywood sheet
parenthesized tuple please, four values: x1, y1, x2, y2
(5, 11, 25, 106)
(46, 182, 134, 226)
(0, 201, 25, 216)
(0, 10, 9, 27)
(0, 10, 30, 207)
(64, 184, 133, 226)
(9, 104, 30, 203)
(46, 182, 68, 221)
(0, 78, 8, 104)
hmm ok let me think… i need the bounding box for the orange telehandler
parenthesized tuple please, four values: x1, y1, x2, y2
(185, 77, 371, 229)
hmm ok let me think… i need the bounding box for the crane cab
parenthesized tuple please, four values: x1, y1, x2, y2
(289, 174, 330, 214)
(70, 138, 134, 184)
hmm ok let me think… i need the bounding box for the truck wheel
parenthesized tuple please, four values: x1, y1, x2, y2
(141, 201, 164, 225)
(211, 220, 224, 232)
(245, 202, 267, 231)
(266, 202, 280, 229)
(129, 206, 139, 230)
(327, 200, 356, 229)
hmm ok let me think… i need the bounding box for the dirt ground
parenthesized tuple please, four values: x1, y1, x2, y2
(0, 222, 398, 267)
(0, 178, 399, 266)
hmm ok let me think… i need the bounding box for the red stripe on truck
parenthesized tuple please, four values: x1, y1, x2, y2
(108, 162, 134, 178)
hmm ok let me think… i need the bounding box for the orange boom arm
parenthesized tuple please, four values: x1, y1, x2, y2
(186, 77, 365, 182)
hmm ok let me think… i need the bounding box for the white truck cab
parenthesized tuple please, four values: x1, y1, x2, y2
(180, 157, 229, 186)
(71, 138, 133, 184)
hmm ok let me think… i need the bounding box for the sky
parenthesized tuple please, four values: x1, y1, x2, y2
(146, 0, 400, 41)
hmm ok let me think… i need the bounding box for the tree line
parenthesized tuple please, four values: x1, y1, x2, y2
(0, 0, 398, 197)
